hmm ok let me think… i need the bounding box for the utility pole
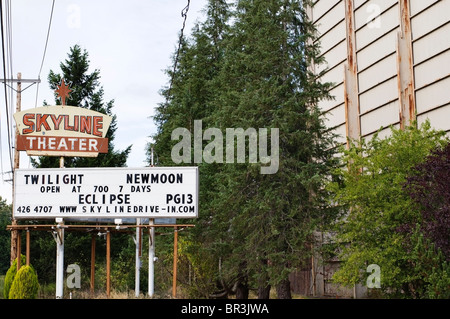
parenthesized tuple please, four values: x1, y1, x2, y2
(11, 73, 21, 266)
(0, 73, 40, 265)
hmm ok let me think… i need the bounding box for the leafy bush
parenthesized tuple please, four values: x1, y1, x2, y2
(3, 255, 26, 299)
(405, 143, 450, 260)
(408, 229, 450, 299)
(9, 265, 39, 299)
(330, 121, 449, 297)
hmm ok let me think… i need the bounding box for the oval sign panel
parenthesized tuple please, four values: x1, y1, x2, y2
(13, 105, 112, 157)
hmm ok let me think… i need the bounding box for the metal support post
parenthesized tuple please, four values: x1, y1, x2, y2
(148, 219, 155, 297)
(106, 230, 111, 298)
(90, 234, 96, 296)
(172, 226, 178, 298)
(54, 218, 64, 299)
(135, 218, 141, 297)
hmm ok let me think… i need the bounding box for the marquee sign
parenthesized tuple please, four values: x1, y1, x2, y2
(13, 167, 199, 219)
(13, 105, 112, 157)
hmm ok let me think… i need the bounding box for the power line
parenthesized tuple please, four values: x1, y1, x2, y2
(35, 0, 55, 108)
(167, 0, 191, 100)
(0, 0, 13, 173)
(5, 0, 13, 157)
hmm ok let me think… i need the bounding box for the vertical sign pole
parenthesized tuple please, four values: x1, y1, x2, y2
(26, 229, 30, 265)
(56, 141, 65, 299)
(148, 147, 155, 297)
(90, 234, 96, 296)
(106, 230, 111, 298)
(16, 232, 21, 270)
(148, 219, 155, 298)
(55, 219, 64, 299)
(55, 137, 65, 299)
(172, 226, 178, 298)
(54, 78, 71, 299)
(135, 218, 141, 297)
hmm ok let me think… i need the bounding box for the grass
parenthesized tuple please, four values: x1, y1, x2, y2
(5, 278, 307, 299)
(0, 275, 4, 299)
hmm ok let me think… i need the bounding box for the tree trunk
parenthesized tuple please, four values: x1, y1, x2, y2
(235, 261, 249, 299)
(276, 278, 292, 299)
(236, 281, 249, 299)
(258, 284, 271, 299)
(257, 258, 271, 299)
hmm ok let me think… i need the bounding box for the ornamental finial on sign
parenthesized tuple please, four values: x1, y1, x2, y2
(55, 78, 72, 106)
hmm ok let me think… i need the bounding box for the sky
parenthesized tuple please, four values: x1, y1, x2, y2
(0, 0, 208, 204)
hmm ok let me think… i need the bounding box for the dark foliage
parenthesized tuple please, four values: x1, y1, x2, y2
(405, 143, 450, 260)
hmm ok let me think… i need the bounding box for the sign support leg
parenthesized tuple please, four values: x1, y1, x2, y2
(106, 230, 111, 298)
(172, 226, 178, 298)
(26, 229, 30, 265)
(16, 232, 21, 270)
(55, 153, 65, 299)
(54, 219, 64, 299)
(90, 234, 96, 296)
(135, 218, 141, 297)
(148, 218, 155, 298)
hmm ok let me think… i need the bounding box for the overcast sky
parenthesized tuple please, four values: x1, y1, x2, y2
(0, 0, 208, 204)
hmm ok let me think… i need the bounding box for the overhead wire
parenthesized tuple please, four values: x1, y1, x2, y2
(0, 0, 14, 174)
(34, 0, 55, 108)
(6, 0, 14, 175)
(167, 0, 190, 101)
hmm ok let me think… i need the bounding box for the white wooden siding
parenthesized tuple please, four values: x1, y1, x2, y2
(311, 0, 450, 145)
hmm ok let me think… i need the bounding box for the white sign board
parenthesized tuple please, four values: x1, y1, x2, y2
(13, 167, 198, 219)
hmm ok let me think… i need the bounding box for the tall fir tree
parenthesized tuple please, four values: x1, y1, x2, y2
(150, 0, 232, 297)
(208, 0, 337, 298)
(0, 197, 12, 275)
(27, 45, 132, 286)
(150, 0, 337, 298)
(32, 45, 131, 168)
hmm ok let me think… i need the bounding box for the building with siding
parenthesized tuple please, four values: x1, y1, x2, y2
(294, 0, 450, 298)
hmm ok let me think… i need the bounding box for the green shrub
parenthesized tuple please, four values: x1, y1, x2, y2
(3, 255, 27, 299)
(9, 265, 39, 299)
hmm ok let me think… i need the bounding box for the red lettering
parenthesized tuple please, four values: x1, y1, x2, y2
(50, 114, 64, 130)
(22, 114, 35, 134)
(21, 113, 106, 136)
(73, 115, 79, 131)
(64, 115, 74, 131)
(36, 114, 51, 132)
(93, 116, 103, 137)
(80, 116, 92, 134)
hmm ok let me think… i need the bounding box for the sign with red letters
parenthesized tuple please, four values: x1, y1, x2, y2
(13, 105, 112, 157)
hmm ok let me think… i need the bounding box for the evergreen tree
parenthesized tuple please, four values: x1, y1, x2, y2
(151, 0, 232, 297)
(208, 0, 337, 298)
(0, 196, 11, 275)
(28, 45, 132, 286)
(32, 45, 131, 168)
(151, 0, 337, 299)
